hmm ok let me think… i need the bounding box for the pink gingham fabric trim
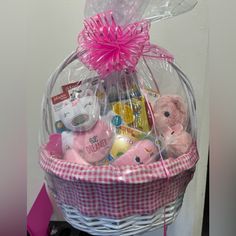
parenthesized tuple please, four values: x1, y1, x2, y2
(40, 143, 198, 218)
(48, 170, 193, 218)
(40, 143, 198, 184)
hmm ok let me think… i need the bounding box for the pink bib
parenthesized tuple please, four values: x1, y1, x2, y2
(62, 120, 114, 164)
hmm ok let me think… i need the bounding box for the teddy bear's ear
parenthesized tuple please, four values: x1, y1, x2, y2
(173, 96, 187, 115)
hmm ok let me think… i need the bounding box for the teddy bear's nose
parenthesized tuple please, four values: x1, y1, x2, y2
(164, 111, 170, 117)
(72, 114, 89, 126)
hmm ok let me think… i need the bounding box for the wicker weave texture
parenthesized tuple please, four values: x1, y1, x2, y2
(58, 194, 183, 236)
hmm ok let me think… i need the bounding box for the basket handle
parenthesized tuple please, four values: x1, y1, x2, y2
(40, 52, 197, 144)
(40, 51, 78, 144)
(171, 62, 197, 140)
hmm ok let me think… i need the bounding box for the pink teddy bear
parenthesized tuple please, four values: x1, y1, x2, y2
(152, 95, 188, 133)
(151, 95, 193, 158)
(161, 124, 192, 158)
(112, 139, 158, 166)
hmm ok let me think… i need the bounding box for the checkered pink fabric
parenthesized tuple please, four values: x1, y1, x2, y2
(40, 144, 198, 218)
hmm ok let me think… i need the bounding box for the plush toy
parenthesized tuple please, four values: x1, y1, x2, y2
(152, 95, 188, 133)
(112, 139, 158, 166)
(57, 89, 114, 165)
(161, 124, 192, 158)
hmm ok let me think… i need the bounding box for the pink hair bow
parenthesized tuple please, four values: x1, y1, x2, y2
(77, 11, 173, 77)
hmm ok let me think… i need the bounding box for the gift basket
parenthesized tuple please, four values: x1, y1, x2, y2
(39, 0, 199, 235)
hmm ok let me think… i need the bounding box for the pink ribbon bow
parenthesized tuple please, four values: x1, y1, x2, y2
(77, 11, 174, 77)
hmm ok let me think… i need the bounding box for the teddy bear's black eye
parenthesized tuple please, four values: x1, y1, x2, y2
(164, 111, 170, 117)
(135, 156, 141, 163)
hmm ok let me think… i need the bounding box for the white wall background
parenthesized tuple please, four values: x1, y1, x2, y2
(27, 1, 209, 235)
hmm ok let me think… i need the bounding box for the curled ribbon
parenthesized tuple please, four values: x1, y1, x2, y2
(77, 11, 174, 77)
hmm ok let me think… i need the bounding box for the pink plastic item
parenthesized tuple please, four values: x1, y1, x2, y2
(62, 120, 113, 164)
(45, 133, 62, 156)
(162, 124, 193, 158)
(112, 139, 158, 166)
(27, 184, 53, 236)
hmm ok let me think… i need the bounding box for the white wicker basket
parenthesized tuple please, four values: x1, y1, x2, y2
(40, 51, 198, 236)
(58, 195, 183, 236)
